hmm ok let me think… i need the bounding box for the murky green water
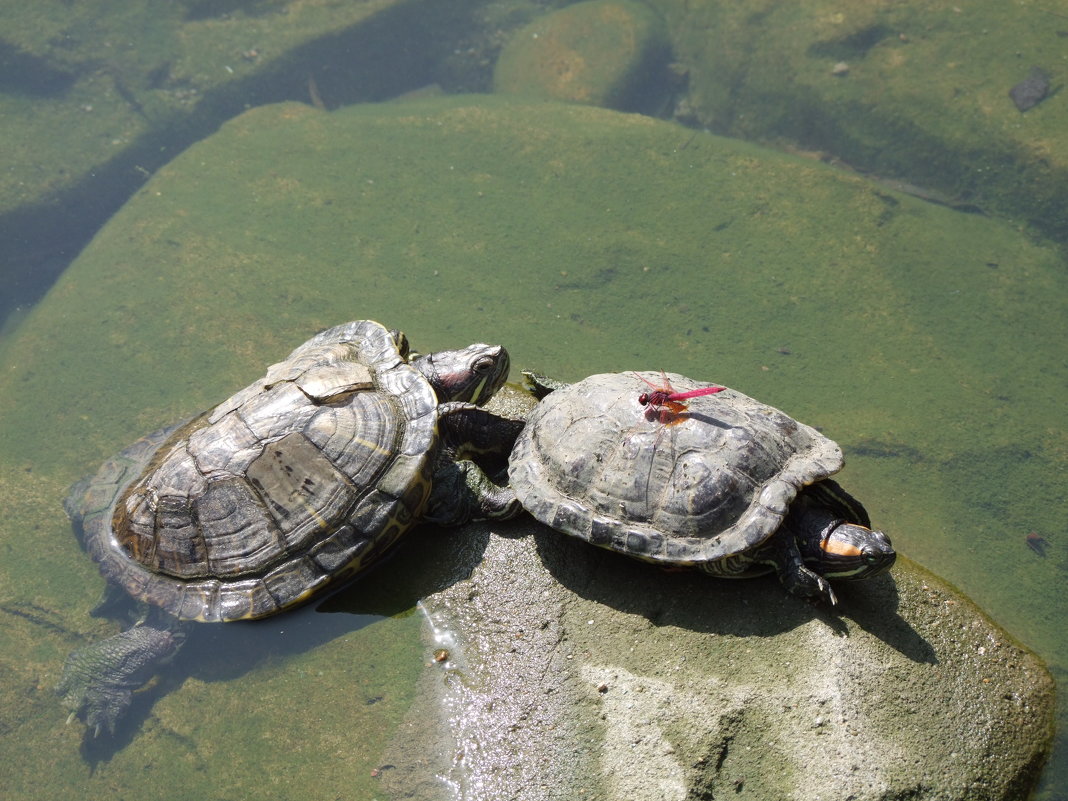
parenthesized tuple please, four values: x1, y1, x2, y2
(1, 2, 1066, 800)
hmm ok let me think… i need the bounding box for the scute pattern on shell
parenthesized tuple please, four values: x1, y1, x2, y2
(509, 372, 843, 565)
(74, 321, 438, 622)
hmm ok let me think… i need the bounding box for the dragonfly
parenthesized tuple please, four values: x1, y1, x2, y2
(634, 370, 725, 424)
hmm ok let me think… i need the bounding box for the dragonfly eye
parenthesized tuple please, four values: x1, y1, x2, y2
(638, 393, 650, 406)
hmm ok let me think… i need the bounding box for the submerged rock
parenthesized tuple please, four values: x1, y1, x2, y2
(493, 0, 671, 112)
(659, 2, 1068, 240)
(381, 519, 1053, 801)
(1009, 67, 1052, 112)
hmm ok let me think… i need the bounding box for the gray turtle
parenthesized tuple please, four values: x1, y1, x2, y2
(58, 320, 521, 735)
(508, 371, 895, 604)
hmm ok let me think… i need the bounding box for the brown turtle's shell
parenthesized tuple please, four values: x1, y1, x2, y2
(508, 372, 845, 567)
(67, 321, 438, 622)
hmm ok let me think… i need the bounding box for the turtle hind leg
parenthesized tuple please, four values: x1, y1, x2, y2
(521, 371, 570, 398)
(426, 459, 521, 526)
(427, 402, 525, 526)
(56, 622, 185, 737)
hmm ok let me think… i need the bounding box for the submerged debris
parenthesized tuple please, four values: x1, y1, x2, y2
(1026, 532, 1050, 557)
(1009, 67, 1052, 112)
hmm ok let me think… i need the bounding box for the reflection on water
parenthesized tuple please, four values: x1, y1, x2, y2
(416, 599, 470, 800)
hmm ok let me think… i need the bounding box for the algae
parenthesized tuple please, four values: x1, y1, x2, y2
(656, 0, 1068, 241)
(494, 0, 672, 111)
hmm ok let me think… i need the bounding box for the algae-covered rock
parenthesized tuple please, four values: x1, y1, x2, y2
(653, 0, 1068, 240)
(0, 0, 441, 220)
(0, 95, 1064, 798)
(0, 0, 489, 322)
(494, 0, 671, 111)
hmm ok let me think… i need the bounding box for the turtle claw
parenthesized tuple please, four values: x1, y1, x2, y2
(784, 565, 839, 606)
(820, 579, 839, 607)
(57, 668, 132, 737)
(56, 624, 183, 736)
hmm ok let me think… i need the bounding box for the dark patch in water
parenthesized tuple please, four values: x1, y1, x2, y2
(0, 39, 77, 96)
(1009, 67, 1051, 112)
(807, 25, 895, 61)
(847, 439, 925, 464)
(1026, 532, 1049, 557)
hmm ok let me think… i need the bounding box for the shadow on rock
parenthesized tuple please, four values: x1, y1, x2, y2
(832, 572, 936, 664)
(530, 523, 935, 663)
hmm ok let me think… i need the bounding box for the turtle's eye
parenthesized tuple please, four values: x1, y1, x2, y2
(863, 548, 881, 564)
(473, 356, 496, 373)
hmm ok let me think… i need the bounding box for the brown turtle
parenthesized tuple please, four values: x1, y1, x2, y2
(58, 320, 521, 735)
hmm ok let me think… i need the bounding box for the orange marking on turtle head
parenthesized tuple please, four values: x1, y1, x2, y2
(821, 539, 863, 557)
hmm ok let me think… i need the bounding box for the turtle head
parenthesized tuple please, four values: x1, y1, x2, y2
(414, 344, 510, 406)
(808, 522, 896, 581)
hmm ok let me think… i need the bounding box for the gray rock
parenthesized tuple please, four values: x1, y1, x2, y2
(381, 519, 1053, 801)
(1009, 67, 1052, 112)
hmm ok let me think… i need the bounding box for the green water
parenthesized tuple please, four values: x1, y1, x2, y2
(1, 2, 1066, 799)
(1, 92, 1064, 799)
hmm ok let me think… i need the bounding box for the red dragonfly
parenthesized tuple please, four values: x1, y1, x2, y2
(634, 371, 724, 424)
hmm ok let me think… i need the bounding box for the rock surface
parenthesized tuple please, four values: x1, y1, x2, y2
(0, 0, 522, 323)
(380, 515, 1052, 801)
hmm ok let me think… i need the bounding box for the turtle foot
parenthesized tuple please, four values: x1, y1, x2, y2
(784, 566, 839, 606)
(522, 371, 570, 398)
(427, 459, 521, 526)
(56, 624, 183, 736)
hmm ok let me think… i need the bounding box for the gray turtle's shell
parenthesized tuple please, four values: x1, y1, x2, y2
(69, 320, 438, 622)
(508, 372, 843, 565)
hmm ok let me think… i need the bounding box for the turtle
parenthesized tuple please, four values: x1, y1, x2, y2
(507, 371, 895, 604)
(57, 320, 523, 736)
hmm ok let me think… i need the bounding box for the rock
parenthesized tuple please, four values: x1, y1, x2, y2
(494, 0, 671, 112)
(380, 518, 1053, 801)
(1009, 67, 1051, 112)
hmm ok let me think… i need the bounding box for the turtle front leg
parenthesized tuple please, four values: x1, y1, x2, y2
(757, 534, 838, 606)
(56, 622, 184, 737)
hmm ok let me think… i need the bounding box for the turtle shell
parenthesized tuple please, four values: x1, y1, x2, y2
(69, 320, 438, 622)
(508, 372, 844, 566)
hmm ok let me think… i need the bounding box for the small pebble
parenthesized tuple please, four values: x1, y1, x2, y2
(1009, 67, 1051, 112)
